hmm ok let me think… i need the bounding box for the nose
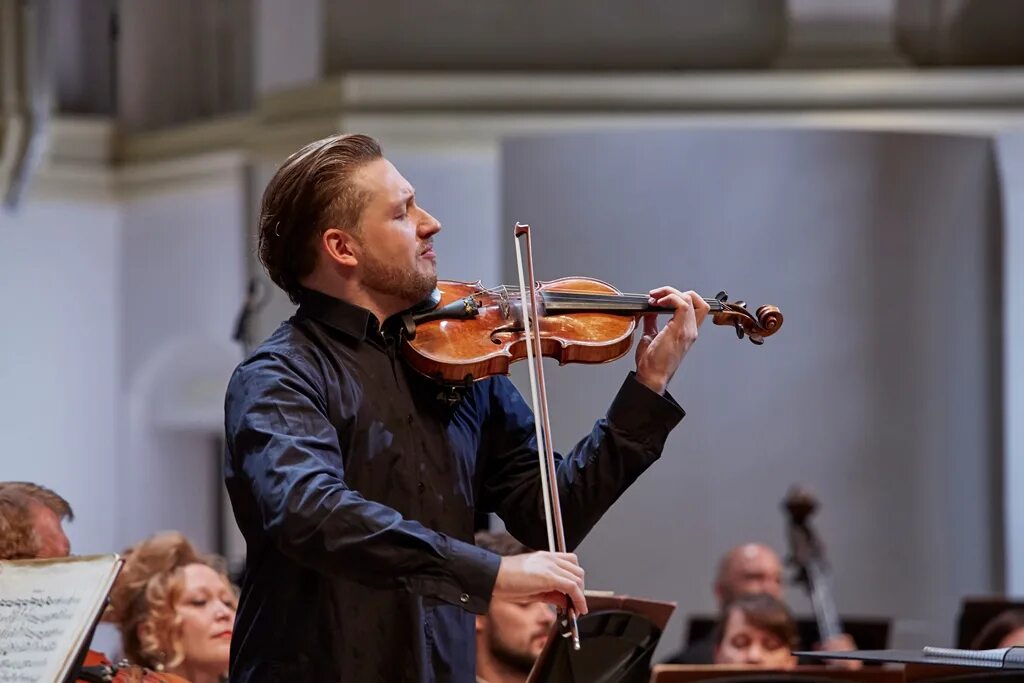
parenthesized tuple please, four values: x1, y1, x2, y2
(214, 600, 235, 620)
(537, 605, 557, 628)
(417, 207, 441, 238)
(745, 644, 764, 664)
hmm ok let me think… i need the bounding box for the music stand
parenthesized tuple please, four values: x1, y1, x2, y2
(650, 665, 903, 683)
(527, 594, 676, 683)
(796, 648, 1024, 682)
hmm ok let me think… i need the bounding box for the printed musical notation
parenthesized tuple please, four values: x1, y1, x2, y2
(0, 556, 121, 683)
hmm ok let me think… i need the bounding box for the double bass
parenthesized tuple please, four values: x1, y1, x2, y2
(783, 486, 844, 646)
(403, 223, 784, 653)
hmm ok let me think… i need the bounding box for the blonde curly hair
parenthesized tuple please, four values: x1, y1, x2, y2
(105, 531, 231, 670)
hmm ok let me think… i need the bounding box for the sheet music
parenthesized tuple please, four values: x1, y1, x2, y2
(922, 645, 1024, 666)
(0, 555, 121, 683)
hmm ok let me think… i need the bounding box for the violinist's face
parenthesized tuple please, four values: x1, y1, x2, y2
(349, 157, 441, 306)
(714, 608, 796, 670)
(477, 598, 556, 674)
(172, 563, 236, 678)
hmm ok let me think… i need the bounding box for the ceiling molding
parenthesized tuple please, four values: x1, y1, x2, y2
(29, 69, 1024, 201)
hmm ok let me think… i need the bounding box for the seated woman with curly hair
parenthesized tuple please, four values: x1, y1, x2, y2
(105, 531, 236, 683)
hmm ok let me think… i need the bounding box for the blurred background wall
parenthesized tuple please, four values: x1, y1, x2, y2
(2, 0, 1024, 659)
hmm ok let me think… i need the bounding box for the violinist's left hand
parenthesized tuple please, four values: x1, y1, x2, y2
(634, 288, 709, 395)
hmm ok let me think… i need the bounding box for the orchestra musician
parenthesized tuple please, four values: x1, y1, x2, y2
(473, 532, 556, 683)
(663, 543, 859, 668)
(0, 483, 187, 681)
(104, 531, 236, 683)
(222, 132, 709, 682)
(713, 593, 799, 670)
(0, 480, 73, 559)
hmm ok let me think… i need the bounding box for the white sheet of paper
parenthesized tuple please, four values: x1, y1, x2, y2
(0, 555, 122, 683)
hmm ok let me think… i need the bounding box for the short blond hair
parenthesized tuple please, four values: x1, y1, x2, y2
(105, 531, 231, 669)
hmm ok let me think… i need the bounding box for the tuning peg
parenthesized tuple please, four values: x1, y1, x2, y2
(736, 300, 747, 309)
(749, 335, 764, 345)
(733, 322, 745, 340)
(715, 290, 728, 303)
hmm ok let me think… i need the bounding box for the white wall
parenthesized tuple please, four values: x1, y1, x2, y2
(0, 200, 121, 556)
(998, 131, 1024, 596)
(118, 176, 248, 555)
(501, 128, 1003, 655)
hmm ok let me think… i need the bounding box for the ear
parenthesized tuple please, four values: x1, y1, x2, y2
(321, 228, 360, 268)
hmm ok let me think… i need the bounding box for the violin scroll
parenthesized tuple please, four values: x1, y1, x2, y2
(711, 291, 783, 346)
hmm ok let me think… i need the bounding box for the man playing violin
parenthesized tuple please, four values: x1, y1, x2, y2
(223, 133, 709, 682)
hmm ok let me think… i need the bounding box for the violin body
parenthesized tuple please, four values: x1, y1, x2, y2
(78, 650, 190, 683)
(402, 276, 782, 385)
(403, 277, 642, 385)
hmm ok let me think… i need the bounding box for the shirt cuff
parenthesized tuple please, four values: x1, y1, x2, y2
(439, 536, 501, 614)
(606, 372, 686, 449)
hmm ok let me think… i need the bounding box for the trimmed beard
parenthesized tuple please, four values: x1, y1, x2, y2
(359, 244, 436, 305)
(485, 628, 538, 676)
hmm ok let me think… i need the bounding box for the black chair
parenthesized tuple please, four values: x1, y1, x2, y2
(955, 597, 1024, 649)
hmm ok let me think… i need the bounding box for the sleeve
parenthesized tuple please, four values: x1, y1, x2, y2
(476, 371, 685, 551)
(224, 351, 500, 613)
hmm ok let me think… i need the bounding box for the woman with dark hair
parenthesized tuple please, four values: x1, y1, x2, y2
(105, 532, 236, 683)
(972, 610, 1024, 650)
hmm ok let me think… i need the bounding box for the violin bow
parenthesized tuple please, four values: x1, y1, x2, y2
(513, 222, 581, 650)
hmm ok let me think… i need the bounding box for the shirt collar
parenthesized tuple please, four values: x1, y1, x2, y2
(295, 288, 379, 341)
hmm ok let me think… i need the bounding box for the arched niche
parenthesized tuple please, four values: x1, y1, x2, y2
(119, 335, 244, 564)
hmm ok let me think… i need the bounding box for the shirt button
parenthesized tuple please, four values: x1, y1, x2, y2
(459, 593, 469, 604)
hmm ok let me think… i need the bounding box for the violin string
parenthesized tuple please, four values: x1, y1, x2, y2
(479, 290, 723, 307)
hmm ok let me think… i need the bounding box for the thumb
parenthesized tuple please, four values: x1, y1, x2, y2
(642, 313, 659, 338)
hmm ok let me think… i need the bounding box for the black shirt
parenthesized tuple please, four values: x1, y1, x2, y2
(223, 288, 686, 682)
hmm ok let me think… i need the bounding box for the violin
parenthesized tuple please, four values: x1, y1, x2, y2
(783, 486, 844, 645)
(78, 650, 190, 683)
(401, 274, 782, 385)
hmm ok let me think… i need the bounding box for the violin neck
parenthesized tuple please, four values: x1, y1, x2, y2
(540, 291, 725, 316)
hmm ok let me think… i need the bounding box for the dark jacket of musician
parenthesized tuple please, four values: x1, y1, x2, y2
(223, 290, 686, 682)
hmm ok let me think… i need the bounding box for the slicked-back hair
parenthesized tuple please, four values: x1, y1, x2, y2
(257, 133, 383, 303)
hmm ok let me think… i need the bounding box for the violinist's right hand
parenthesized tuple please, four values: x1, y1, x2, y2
(493, 551, 588, 615)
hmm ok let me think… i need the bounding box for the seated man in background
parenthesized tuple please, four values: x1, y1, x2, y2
(474, 531, 556, 683)
(0, 481, 72, 559)
(664, 542, 859, 667)
(714, 593, 798, 670)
